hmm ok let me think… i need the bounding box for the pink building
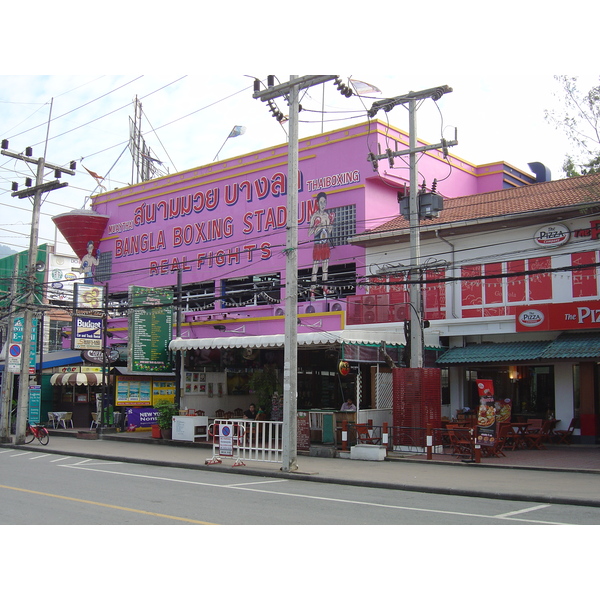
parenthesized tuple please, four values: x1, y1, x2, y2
(57, 119, 544, 421)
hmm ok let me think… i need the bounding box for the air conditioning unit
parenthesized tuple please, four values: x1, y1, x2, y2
(330, 300, 345, 312)
(272, 307, 285, 316)
(301, 300, 328, 314)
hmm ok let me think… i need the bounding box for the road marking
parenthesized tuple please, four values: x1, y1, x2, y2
(9, 452, 30, 457)
(50, 456, 73, 463)
(62, 464, 569, 525)
(0, 484, 216, 525)
(29, 454, 51, 460)
(225, 479, 288, 487)
(494, 504, 551, 518)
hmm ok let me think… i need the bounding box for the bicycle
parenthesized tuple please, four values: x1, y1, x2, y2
(25, 422, 50, 445)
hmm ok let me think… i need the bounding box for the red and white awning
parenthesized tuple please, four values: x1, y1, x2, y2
(50, 372, 105, 386)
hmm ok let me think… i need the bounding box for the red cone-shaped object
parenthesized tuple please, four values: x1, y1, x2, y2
(52, 210, 109, 260)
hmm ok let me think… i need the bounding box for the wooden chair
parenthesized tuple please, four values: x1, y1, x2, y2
(215, 409, 225, 419)
(355, 423, 382, 445)
(525, 420, 553, 450)
(59, 412, 73, 429)
(482, 424, 509, 457)
(526, 418, 543, 433)
(233, 408, 244, 417)
(552, 418, 578, 445)
(447, 428, 473, 458)
(223, 411, 234, 419)
(196, 409, 205, 416)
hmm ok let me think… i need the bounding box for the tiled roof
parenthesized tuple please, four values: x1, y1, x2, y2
(437, 341, 551, 364)
(367, 171, 600, 235)
(437, 332, 600, 364)
(540, 332, 600, 359)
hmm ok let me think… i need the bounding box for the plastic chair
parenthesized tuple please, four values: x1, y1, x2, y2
(59, 412, 73, 428)
(48, 412, 58, 429)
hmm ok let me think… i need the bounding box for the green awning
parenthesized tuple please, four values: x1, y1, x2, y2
(437, 340, 550, 365)
(437, 332, 600, 365)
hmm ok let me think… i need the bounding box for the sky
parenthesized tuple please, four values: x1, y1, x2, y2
(1, 2, 599, 262)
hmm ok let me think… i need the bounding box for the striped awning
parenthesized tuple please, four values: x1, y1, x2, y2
(169, 330, 409, 351)
(50, 372, 105, 386)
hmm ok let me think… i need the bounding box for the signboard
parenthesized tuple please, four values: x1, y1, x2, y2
(8, 317, 37, 374)
(128, 286, 173, 372)
(72, 315, 104, 350)
(218, 423, 234, 457)
(74, 283, 104, 311)
(297, 411, 311, 451)
(476, 379, 496, 447)
(28, 386, 41, 424)
(516, 300, 600, 332)
(125, 407, 159, 430)
(116, 376, 152, 406)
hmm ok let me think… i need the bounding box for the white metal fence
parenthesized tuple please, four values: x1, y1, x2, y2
(206, 419, 283, 466)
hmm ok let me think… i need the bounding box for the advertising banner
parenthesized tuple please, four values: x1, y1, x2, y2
(476, 379, 496, 447)
(516, 300, 600, 332)
(125, 407, 159, 430)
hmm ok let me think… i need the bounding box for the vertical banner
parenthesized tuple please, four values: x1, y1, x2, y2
(128, 286, 173, 372)
(476, 379, 496, 447)
(495, 398, 512, 423)
(28, 385, 41, 424)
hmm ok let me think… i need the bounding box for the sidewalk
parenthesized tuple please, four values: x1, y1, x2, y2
(3, 428, 600, 507)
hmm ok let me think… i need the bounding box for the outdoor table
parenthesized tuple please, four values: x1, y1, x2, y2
(509, 422, 529, 450)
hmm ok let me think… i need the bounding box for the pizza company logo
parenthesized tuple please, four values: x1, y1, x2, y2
(518, 309, 545, 328)
(534, 224, 570, 248)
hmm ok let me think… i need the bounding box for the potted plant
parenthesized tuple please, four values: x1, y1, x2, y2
(154, 400, 178, 439)
(248, 365, 281, 419)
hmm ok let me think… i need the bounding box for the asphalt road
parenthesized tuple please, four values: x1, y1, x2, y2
(2, 447, 600, 525)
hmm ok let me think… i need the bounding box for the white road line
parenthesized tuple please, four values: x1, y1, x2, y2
(225, 479, 288, 487)
(9, 452, 31, 457)
(494, 504, 551, 518)
(62, 464, 569, 525)
(30, 454, 51, 459)
(50, 456, 73, 463)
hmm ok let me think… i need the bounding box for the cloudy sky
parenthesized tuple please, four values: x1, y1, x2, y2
(1, 2, 598, 264)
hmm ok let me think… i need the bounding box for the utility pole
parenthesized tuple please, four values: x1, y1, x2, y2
(253, 75, 337, 472)
(367, 86, 456, 368)
(1, 140, 75, 444)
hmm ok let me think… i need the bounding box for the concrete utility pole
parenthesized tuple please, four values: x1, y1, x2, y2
(1, 141, 75, 444)
(253, 75, 337, 472)
(367, 86, 456, 368)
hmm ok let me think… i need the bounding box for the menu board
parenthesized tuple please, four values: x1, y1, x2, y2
(297, 411, 310, 451)
(128, 286, 173, 372)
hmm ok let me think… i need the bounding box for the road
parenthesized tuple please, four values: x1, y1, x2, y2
(2, 447, 600, 525)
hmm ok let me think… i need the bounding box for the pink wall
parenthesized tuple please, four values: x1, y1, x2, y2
(92, 121, 533, 296)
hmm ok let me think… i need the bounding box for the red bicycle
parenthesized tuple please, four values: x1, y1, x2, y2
(25, 422, 50, 445)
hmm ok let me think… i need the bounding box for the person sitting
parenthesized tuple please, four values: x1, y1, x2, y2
(243, 403, 257, 420)
(340, 399, 356, 411)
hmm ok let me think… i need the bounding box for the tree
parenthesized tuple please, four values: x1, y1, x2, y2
(545, 75, 600, 177)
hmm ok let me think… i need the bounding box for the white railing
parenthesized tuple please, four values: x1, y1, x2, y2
(206, 419, 283, 466)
